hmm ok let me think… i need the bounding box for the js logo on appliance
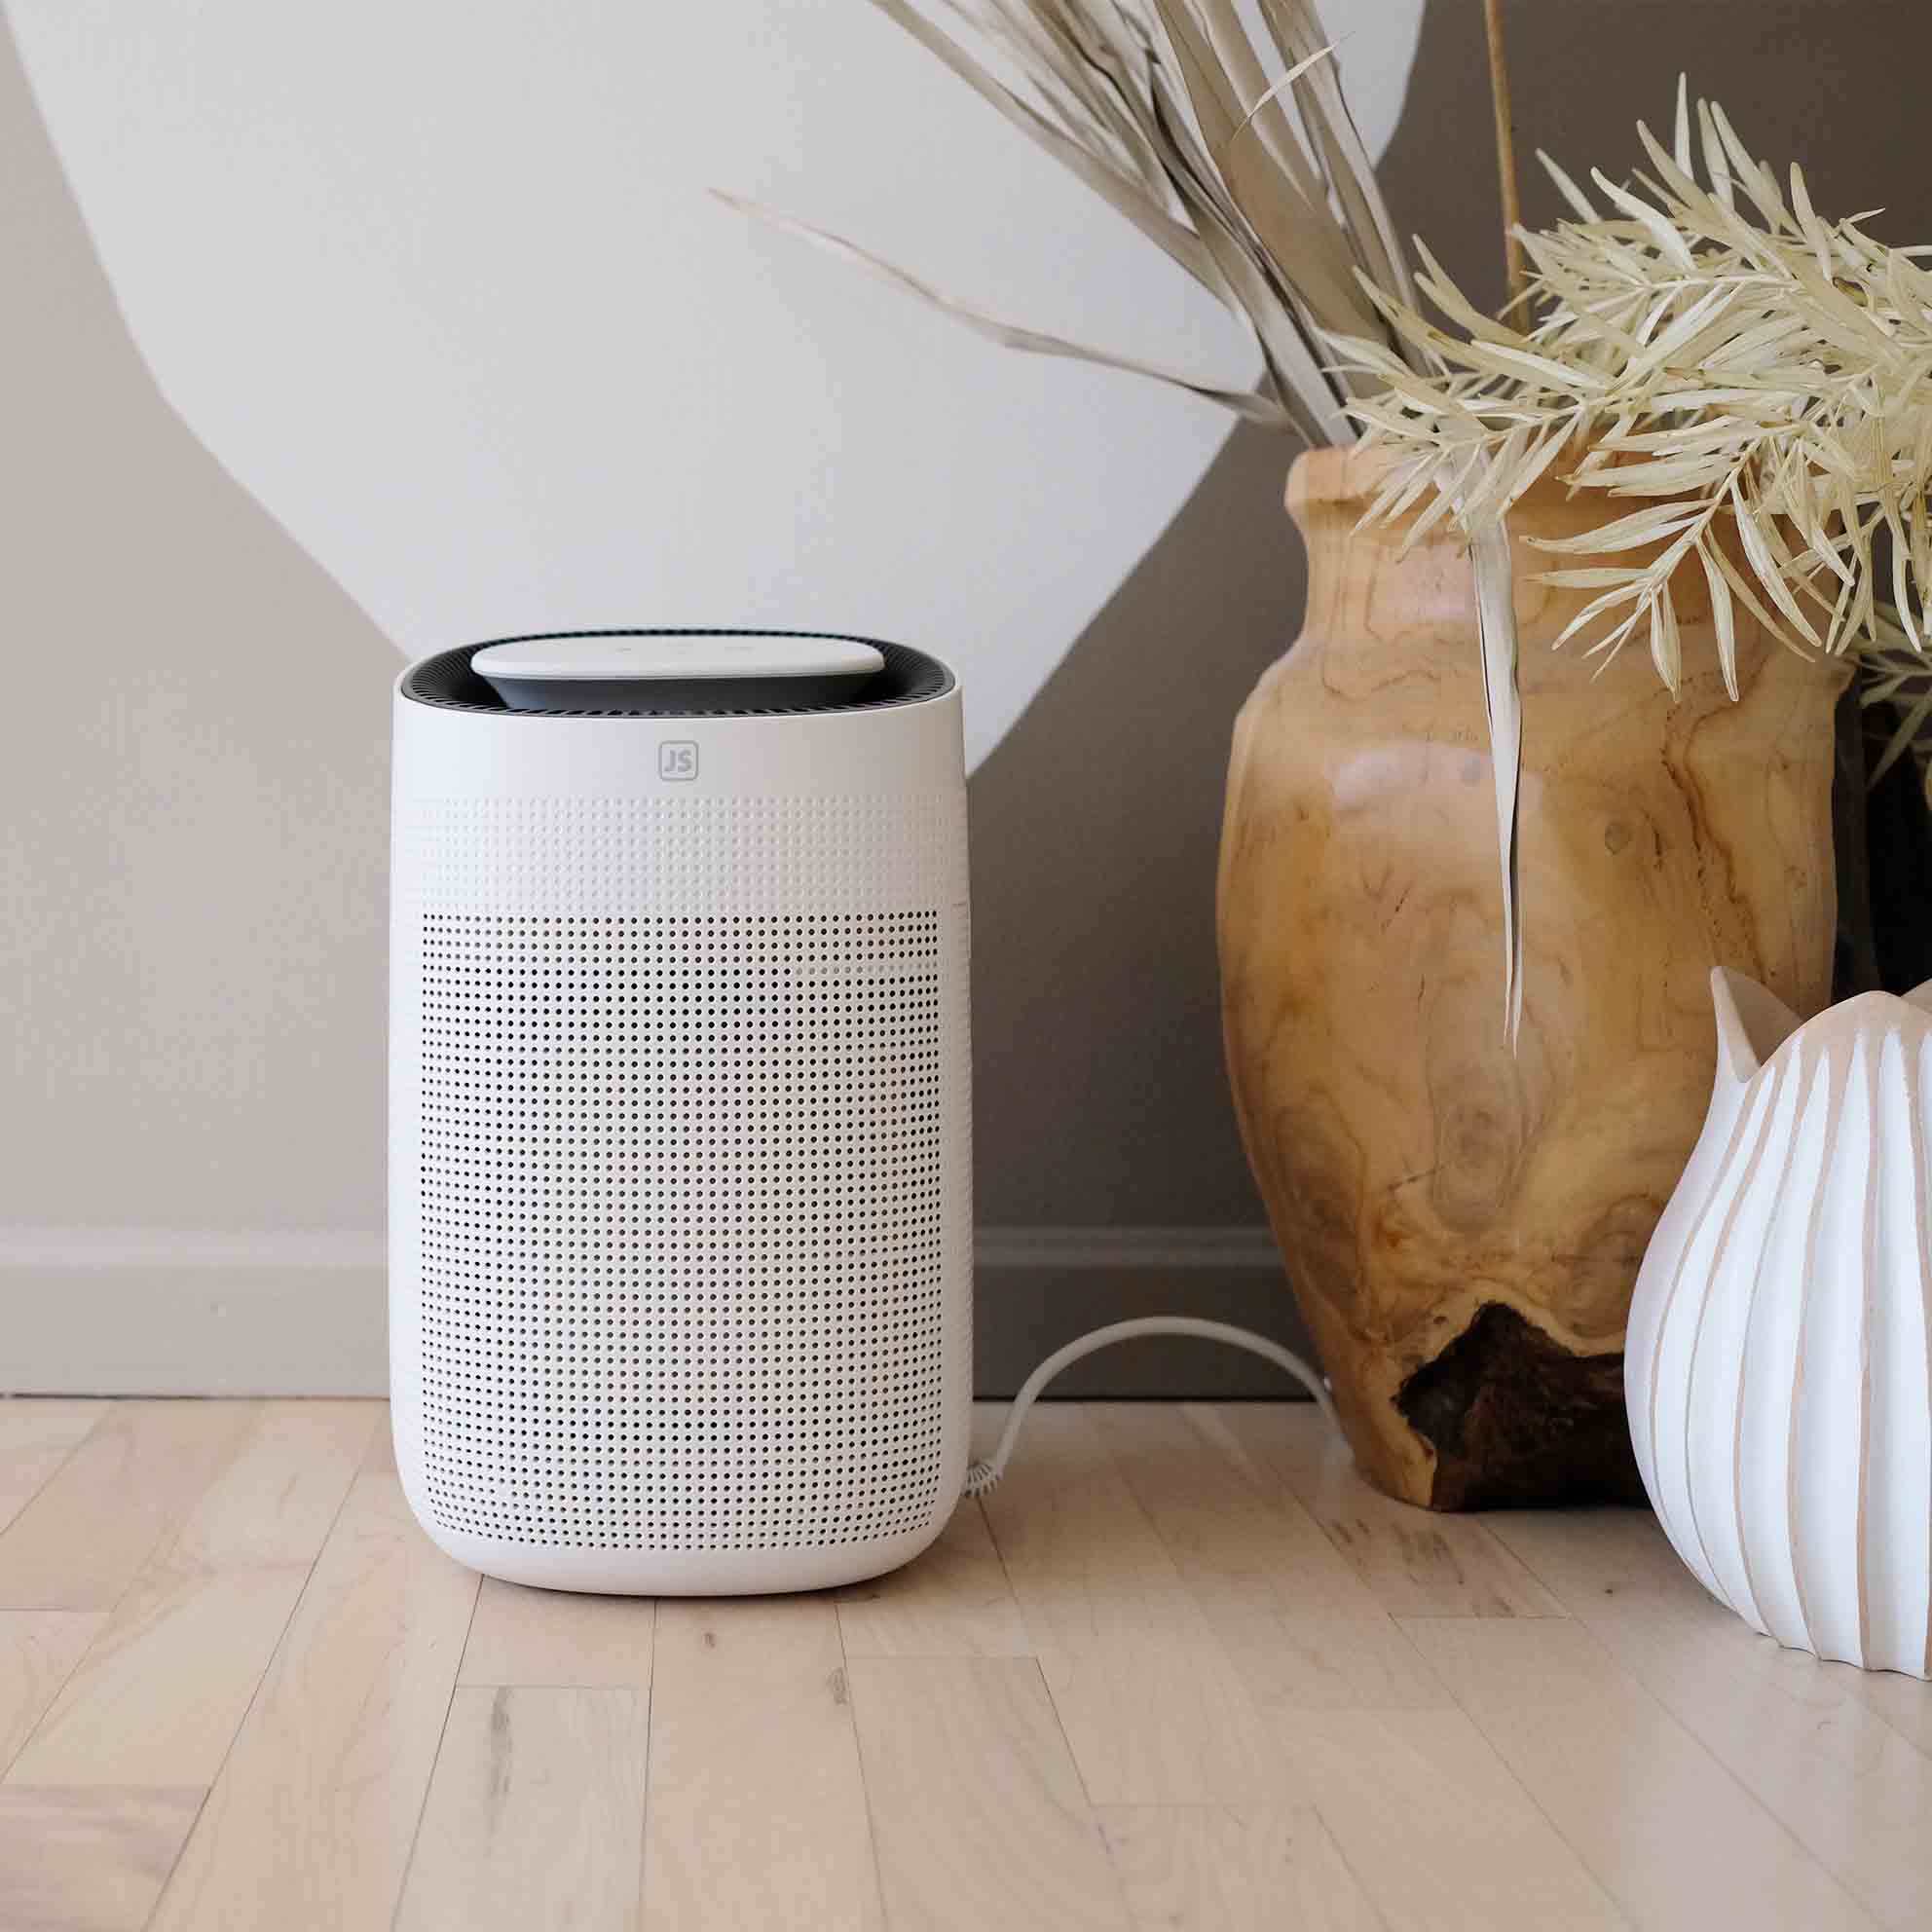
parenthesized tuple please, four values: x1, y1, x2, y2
(658, 741, 699, 782)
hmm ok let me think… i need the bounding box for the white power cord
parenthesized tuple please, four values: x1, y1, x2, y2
(962, 1317, 1339, 1497)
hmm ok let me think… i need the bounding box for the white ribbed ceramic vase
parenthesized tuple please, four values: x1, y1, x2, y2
(1626, 968, 1932, 1677)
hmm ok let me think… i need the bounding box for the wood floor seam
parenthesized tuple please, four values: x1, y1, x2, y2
(1297, 1799, 1401, 1932)
(1400, 1612, 1885, 1930)
(0, 1402, 111, 1544)
(388, 1554, 487, 1932)
(833, 1559, 894, 1932)
(139, 1412, 372, 1932)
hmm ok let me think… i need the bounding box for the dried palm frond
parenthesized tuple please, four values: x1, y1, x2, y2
(724, 1, 1428, 442)
(1858, 607, 1932, 799)
(1336, 83, 1932, 696)
(733, 2, 1531, 1030)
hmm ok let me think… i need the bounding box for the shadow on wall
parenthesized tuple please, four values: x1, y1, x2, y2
(967, 426, 1304, 1230)
(0, 16, 394, 1232)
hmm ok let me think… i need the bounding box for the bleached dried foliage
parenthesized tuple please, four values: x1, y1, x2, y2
(724, 1, 1422, 445)
(737, 0, 1536, 1026)
(1859, 608, 1932, 795)
(1334, 83, 1932, 703)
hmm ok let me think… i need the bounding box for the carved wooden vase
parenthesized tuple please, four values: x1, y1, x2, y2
(1218, 446, 1844, 1509)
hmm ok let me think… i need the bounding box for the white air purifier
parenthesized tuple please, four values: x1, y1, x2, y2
(390, 630, 970, 1594)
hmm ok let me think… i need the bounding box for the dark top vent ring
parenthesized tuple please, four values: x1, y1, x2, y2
(399, 629, 953, 720)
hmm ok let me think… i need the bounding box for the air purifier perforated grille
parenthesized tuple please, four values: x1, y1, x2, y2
(398, 795, 966, 1554)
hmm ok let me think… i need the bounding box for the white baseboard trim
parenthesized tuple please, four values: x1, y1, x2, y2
(0, 1224, 1286, 1396)
(0, 1227, 390, 1396)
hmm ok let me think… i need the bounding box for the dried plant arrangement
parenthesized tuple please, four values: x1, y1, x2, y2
(1858, 607, 1932, 795)
(724, 1, 1439, 445)
(1336, 82, 1932, 700)
(736, 12, 1932, 1017)
(1327, 83, 1932, 1011)
(727, 1, 1535, 1014)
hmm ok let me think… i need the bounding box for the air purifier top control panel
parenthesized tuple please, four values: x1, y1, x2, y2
(473, 633, 886, 714)
(401, 632, 952, 722)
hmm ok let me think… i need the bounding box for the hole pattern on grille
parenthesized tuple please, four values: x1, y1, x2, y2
(416, 909, 949, 1550)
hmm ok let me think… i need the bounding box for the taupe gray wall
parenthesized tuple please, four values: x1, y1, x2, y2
(0, 20, 391, 1231)
(5, 3, 1929, 1393)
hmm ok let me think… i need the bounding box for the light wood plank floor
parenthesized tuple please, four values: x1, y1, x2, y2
(1, 1398, 1927, 1931)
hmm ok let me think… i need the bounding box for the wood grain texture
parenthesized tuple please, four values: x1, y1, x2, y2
(10, 1402, 377, 1786)
(460, 1578, 655, 1688)
(1096, 1805, 1384, 1932)
(641, 1599, 881, 1932)
(159, 1400, 382, 1572)
(0, 1401, 107, 1535)
(144, 1452, 479, 1932)
(1277, 1708, 1629, 1931)
(9, 1573, 304, 1793)
(0, 1786, 203, 1932)
(0, 1400, 256, 1610)
(979, 1402, 1300, 1804)
(395, 1688, 648, 1932)
(1094, 1402, 1449, 1712)
(0, 1613, 104, 1771)
(7, 1400, 1923, 1932)
(1218, 1403, 1560, 1618)
(836, 1499, 1032, 1659)
(1403, 1616, 1876, 1930)
(1839, 1660, 1932, 1762)
(1218, 444, 1844, 1507)
(848, 1657, 1129, 1931)
(1492, 1505, 1932, 1931)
